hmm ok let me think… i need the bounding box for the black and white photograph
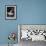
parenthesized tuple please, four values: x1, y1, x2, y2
(5, 5, 16, 20)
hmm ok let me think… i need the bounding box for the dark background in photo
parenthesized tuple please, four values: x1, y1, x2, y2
(7, 7, 15, 17)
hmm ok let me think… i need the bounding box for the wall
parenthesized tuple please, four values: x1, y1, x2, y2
(0, 0, 46, 44)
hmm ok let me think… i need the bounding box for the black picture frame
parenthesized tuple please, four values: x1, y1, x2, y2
(5, 5, 16, 20)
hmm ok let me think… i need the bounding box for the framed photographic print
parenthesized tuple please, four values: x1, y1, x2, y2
(5, 5, 16, 20)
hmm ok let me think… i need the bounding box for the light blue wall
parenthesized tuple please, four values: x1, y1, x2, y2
(0, 0, 46, 44)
